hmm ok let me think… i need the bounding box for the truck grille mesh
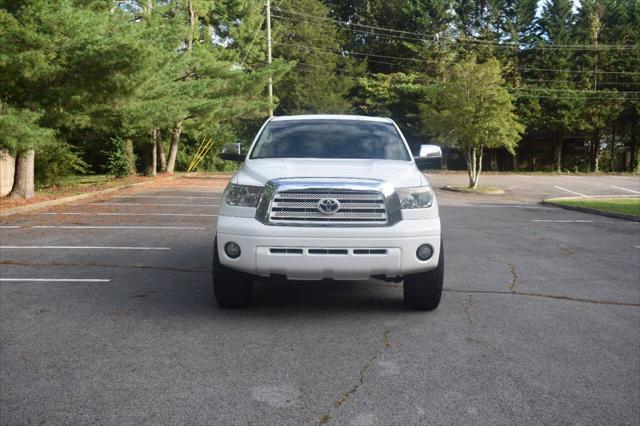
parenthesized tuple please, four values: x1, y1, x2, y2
(269, 190, 388, 224)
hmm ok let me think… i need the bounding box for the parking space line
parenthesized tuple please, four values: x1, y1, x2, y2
(34, 212, 217, 217)
(553, 185, 587, 197)
(1, 246, 170, 250)
(610, 185, 640, 194)
(0, 278, 111, 282)
(532, 220, 593, 223)
(75, 203, 219, 207)
(113, 195, 219, 199)
(0, 226, 21, 229)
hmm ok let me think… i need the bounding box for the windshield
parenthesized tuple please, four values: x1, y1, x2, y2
(249, 119, 411, 161)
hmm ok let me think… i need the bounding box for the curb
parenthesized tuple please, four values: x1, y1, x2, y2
(541, 199, 640, 222)
(0, 176, 176, 218)
(440, 185, 505, 195)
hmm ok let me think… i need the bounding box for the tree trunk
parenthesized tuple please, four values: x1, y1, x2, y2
(590, 129, 600, 172)
(512, 152, 517, 171)
(167, 122, 182, 174)
(610, 125, 616, 172)
(187, 0, 195, 51)
(155, 129, 166, 172)
(554, 135, 562, 173)
(441, 147, 448, 170)
(630, 114, 638, 172)
(466, 147, 482, 189)
(10, 149, 35, 199)
(465, 147, 474, 188)
(145, 136, 157, 177)
(473, 149, 483, 189)
(490, 150, 498, 171)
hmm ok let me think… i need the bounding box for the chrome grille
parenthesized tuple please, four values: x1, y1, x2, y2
(269, 190, 387, 224)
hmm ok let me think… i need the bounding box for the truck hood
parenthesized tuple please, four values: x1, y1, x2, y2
(233, 158, 427, 188)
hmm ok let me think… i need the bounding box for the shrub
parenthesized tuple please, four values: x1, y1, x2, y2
(103, 137, 136, 177)
(35, 142, 89, 187)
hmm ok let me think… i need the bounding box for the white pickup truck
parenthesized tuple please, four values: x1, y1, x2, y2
(214, 115, 443, 310)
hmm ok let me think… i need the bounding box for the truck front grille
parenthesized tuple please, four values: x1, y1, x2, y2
(269, 191, 388, 225)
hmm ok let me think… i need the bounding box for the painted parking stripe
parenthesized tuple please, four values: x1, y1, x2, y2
(113, 195, 219, 199)
(0, 278, 111, 282)
(610, 185, 640, 194)
(34, 212, 217, 217)
(0, 226, 21, 229)
(553, 185, 587, 197)
(30, 225, 207, 230)
(75, 203, 219, 207)
(532, 220, 593, 223)
(0, 246, 170, 250)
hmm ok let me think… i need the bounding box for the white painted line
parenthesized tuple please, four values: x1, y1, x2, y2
(0, 278, 111, 282)
(34, 212, 217, 217)
(532, 220, 593, 223)
(31, 225, 206, 230)
(553, 186, 587, 197)
(76, 203, 218, 207)
(114, 195, 219, 199)
(610, 185, 640, 194)
(0, 226, 21, 229)
(635, 245, 640, 249)
(0, 246, 170, 250)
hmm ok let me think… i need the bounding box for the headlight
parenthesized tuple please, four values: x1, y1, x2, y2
(396, 186, 433, 209)
(225, 184, 262, 207)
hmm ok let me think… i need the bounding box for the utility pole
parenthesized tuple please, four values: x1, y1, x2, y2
(266, 0, 273, 117)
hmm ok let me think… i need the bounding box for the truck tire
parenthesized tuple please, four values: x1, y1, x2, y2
(403, 239, 444, 311)
(212, 239, 253, 308)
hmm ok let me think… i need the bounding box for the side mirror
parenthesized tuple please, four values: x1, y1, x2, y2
(414, 144, 442, 170)
(220, 143, 246, 162)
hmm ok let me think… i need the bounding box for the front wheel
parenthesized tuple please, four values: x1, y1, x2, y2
(213, 239, 253, 308)
(403, 239, 444, 311)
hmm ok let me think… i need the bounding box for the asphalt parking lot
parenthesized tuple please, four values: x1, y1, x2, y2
(1, 173, 639, 425)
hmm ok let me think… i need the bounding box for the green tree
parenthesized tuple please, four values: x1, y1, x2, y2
(272, 0, 355, 114)
(420, 57, 524, 188)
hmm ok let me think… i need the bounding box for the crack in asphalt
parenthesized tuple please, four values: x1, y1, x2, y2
(319, 327, 391, 424)
(0, 259, 210, 275)
(463, 293, 474, 326)
(508, 263, 518, 292)
(3, 260, 635, 308)
(447, 288, 640, 307)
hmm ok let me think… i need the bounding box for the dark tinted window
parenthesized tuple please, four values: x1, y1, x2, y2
(250, 119, 411, 161)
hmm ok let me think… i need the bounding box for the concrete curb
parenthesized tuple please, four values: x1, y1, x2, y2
(440, 185, 505, 195)
(541, 198, 640, 222)
(0, 176, 176, 218)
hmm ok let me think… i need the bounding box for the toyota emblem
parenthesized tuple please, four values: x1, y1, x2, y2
(317, 198, 340, 215)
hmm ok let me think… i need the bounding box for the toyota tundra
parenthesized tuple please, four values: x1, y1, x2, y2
(214, 115, 443, 310)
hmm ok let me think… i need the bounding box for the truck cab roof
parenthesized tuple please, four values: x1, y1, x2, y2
(269, 114, 394, 123)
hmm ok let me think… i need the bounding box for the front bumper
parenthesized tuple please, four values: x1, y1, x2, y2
(216, 216, 441, 280)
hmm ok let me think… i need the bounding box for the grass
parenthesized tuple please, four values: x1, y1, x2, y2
(444, 185, 505, 195)
(37, 174, 116, 195)
(549, 198, 640, 217)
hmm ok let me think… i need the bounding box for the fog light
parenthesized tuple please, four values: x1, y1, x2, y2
(416, 244, 433, 261)
(225, 242, 241, 259)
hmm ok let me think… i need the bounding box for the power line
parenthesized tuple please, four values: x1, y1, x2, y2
(272, 6, 640, 51)
(519, 66, 640, 75)
(273, 40, 435, 65)
(272, 58, 640, 99)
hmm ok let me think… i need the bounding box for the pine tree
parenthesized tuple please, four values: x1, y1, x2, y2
(272, 0, 355, 114)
